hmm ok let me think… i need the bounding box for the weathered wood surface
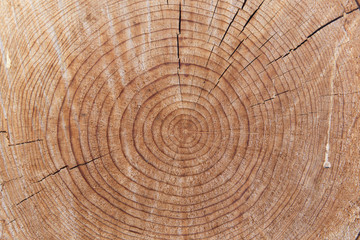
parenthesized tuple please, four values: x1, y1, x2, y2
(0, 0, 360, 239)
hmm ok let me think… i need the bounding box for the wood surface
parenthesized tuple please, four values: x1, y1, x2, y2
(0, 0, 360, 239)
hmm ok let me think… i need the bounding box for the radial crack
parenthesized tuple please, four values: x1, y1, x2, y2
(7, 219, 16, 225)
(36, 152, 113, 183)
(178, 2, 182, 34)
(70, 152, 113, 170)
(275, 90, 289, 96)
(250, 90, 289, 107)
(177, 34, 180, 69)
(268, 8, 358, 65)
(239, 55, 260, 74)
(8, 139, 43, 147)
(176, 29, 182, 101)
(16, 190, 42, 206)
(238, 0, 265, 36)
(206, 44, 215, 67)
(259, 34, 274, 49)
(250, 97, 274, 107)
(70, 158, 98, 169)
(241, 0, 247, 9)
(228, 39, 244, 59)
(208, 0, 220, 30)
(219, 8, 239, 46)
(208, 61, 233, 95)
(36, 165, 68, 183)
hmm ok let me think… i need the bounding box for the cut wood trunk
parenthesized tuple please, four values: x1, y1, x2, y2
(1, 0, 360, 239)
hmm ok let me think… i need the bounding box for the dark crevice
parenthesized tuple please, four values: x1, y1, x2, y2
(69, 161, 91, 170)
(178, 2, 182, 34)
(228, 39, 244, 59)
(16, 190, 42, 206)
(177, 2, 181, 69)
(238, 0, 265, 36)
(321, 93, 339, 97)
(307, 16, 342, 39)
(206, 44, 215, 67)
(176, 3, 182, 102)
(217, 61, 233, 81)
(0, 130, 7, 133)
(275, 90, 289, 96)
(69, 154, 107, 170)
(355, 230, 360, 240)
(8, 139, 42, 147)
(293, 38, 308, 50)
(241, 0, 247, 9)
(209, 61, 233, 94)
(356, 0, 360, 10)
(267, 55, 282, 65)
(240, 55, 260, 73)
(267, 38, 307, 65)
(250, 102, 262, 108)
(36, 165, 68, 183)
(209, 82, 220, 95)
(264, 97, 275, 102)
(250, 97, 274, 107)
(259, 34, 274, 49)
(307, 7, 360, 39)
(282, 51, 290, 58)
(250, 96, 277, 107)
(177, 2, 181, 70)
(208, 0, 220, 29)
(177, 34, 180, 69)
(268, 8, 358, 65)
(250, 89, 292, 107)
(36, 153, 112, 183)
(219, 8, 239, 46)
(7, 219, 16, 225)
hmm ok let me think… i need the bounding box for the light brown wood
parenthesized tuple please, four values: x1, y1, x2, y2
(1, 0, 360, 239)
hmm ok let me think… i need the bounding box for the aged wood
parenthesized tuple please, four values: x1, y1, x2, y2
(0, 0, 360, 239)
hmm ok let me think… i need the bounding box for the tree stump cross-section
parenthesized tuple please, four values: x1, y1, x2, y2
(0, 0, 360, 239)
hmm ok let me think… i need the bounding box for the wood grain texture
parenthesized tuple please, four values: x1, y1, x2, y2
(0, 0, 360, 239)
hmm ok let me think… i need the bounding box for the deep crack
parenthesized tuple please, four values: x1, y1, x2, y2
(268, 8, 358, 65)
